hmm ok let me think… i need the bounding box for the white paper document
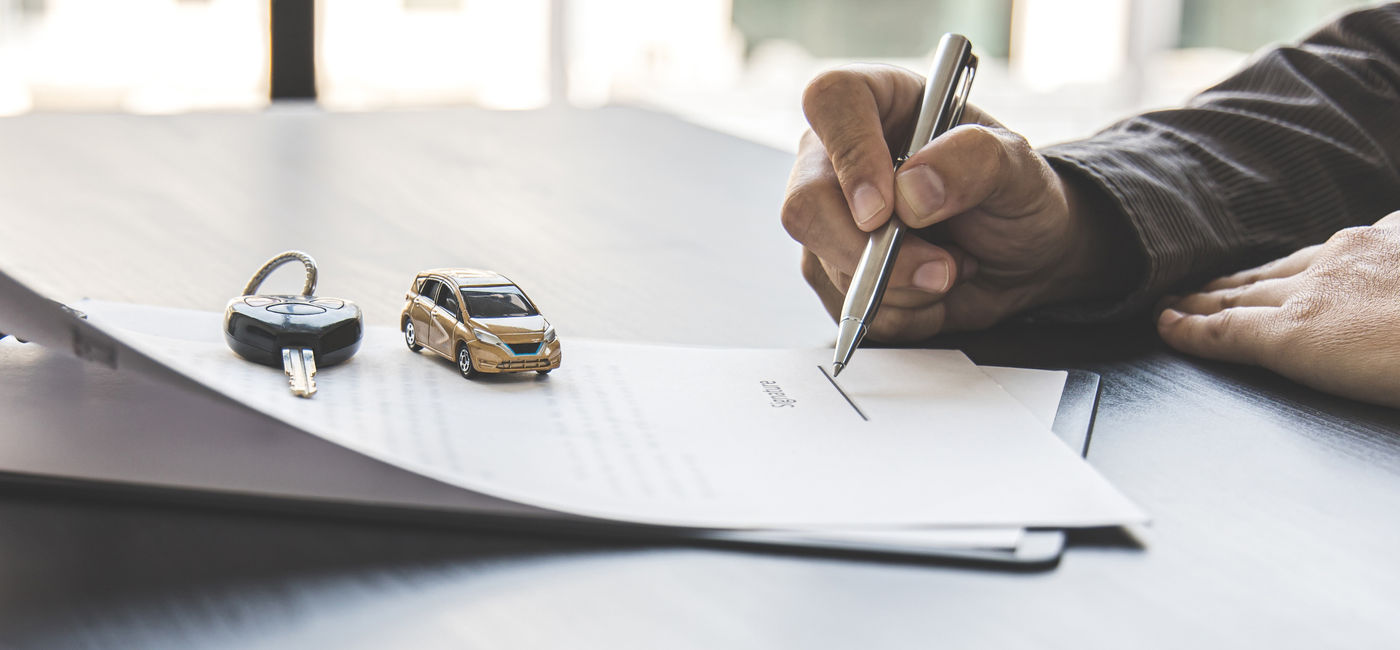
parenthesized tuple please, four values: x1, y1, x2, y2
(68, 300, 1145, 530)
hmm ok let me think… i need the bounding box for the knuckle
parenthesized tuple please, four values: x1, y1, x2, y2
(802, 68, 860, 117)
(999, 129, 1034, 162)
(971, 126, 1008, 174)
(1307, 257, 1346, 281)
(930, 126, 1003, 207)
(946, 125, 1002, 165)
(1235, 264, 1266, 285)
(1218, 285, 1247, 309)
(1267, 307, 1309, 348)
(972, 126, 1012, 196)
(1227, 273, 1258, 290)
(1326, 225, 1373, 249)
(1209, 309, 1251, 346)
(1208, 310, 1233, 341)
(1282, 291, 1324, 323)
(824, 134, 878, 178)
(779, 185, 819, 242)
(1307, 254, 1376, 294)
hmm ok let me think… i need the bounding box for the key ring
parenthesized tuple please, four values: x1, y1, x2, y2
(242, 250, 318, 296)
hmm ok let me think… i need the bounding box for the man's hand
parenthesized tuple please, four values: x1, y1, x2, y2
(782, 64, 1137, 342)
(1159, 212, 1400, 407)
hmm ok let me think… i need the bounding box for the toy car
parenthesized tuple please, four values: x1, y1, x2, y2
(400, 269, 561, 378)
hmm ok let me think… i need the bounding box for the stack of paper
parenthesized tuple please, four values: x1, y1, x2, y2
(0, 269, 1146, 563)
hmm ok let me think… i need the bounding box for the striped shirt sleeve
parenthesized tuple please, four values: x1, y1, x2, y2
(1037, 3, 1400, 321)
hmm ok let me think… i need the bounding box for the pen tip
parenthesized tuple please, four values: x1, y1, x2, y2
(831, 362, 844, 377)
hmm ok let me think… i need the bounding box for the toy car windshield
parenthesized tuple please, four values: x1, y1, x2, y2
(461, 285, 538, 318)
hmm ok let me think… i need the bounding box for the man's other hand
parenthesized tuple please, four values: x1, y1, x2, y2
(1160, 212, 1400, 407)
(782, 64, 1137, 342)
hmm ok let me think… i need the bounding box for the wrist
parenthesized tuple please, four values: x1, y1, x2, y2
(1046, 168, 1143, 305)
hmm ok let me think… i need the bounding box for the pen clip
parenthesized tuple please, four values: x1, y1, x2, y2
(903, 34, 979, 159)
(931, 51, 978, 136)
(946, 55, 977, 130)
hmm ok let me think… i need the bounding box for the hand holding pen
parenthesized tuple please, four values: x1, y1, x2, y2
(830, 34, 979, 374)
(782, 42, 1140, 365)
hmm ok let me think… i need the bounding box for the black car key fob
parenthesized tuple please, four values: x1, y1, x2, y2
(224, 251, 362, 397)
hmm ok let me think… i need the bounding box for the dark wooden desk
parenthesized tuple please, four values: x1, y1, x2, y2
(1, 108, 1397, 649)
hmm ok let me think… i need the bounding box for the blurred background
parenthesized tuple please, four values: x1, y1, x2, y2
(0, 0, 1379, 150)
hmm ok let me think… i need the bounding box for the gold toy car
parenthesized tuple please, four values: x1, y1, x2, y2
(401, 269, 561, 378)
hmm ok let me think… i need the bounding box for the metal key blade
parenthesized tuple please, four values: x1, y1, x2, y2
(282, 347, 318, 398)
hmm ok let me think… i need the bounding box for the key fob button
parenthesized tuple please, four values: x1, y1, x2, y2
(311, 297, 344, 309)
(244, 296, 277, 307)
(267, 302, 327, 315)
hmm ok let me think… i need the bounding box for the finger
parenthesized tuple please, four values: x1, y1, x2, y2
(801, 248, 846, 321)
(1157, 306, 1283, 366)
(819, 243, 970, 309)
(783, 144, 961, 296)
(880, 243, 978, 307)
(865, 300, 949, 343)
(1169, 276, 1299, 315)
(803, 248, 954, 342)
(802, 65, 925, 231)
(892, 124, 1053, 228)
(878, 242, 980, 310)
(782, 131, 858, 258)
(782, 134, 874, 275)
(1203, 244, 1321, 291)
(816, 254, 851, 292)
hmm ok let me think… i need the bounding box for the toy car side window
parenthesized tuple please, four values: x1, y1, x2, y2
(439, 289, 462, 320)
(420, 279, 442, 305)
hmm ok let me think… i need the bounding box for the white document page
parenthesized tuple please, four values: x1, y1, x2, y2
(75, 301, 1145, 530)
(982, 366, 1069, 430)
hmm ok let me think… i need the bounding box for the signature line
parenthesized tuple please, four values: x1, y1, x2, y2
(818, 365, 869, 422)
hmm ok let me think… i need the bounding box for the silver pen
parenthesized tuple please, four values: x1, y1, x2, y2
(832, 33, 978, 377)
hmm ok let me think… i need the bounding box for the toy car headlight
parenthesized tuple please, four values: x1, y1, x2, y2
(543, 325, 557, 344)
(473, 329, 506, 348)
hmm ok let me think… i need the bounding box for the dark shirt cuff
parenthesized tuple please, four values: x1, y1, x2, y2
(1035, 129, 1238, 322)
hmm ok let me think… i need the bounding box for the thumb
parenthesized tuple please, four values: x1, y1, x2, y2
(893, 124, 1050, 228)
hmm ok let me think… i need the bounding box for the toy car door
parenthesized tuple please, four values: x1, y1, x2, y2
(410, 278, 441, 350)
(429, 285, 463, 352)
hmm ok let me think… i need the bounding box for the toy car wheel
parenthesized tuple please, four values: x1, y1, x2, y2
(457, 345, 479, 379)
(536, 369, 552, 375)
(403, 321, 422, 351)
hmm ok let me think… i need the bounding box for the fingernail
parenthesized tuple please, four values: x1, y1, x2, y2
(851, 183, 885, 227)
(896, 165, 945, 220)
(1158, 308, 1184, 326)
(913, 260, 952, 293)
